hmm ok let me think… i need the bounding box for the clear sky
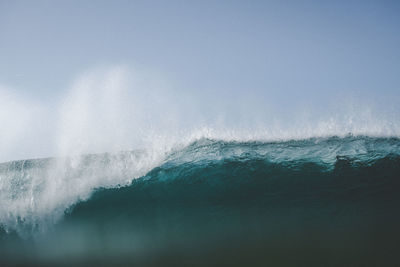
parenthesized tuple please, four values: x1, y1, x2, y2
(1, 0, 400, 161)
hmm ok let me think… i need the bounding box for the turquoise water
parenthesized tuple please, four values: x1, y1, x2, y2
(1, 136, 400, 266)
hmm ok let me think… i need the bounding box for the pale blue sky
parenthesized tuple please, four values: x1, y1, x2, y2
(1, 1, 399, 101)
(1, 0, 400, 161)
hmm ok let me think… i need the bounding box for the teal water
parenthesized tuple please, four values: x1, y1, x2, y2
(1, 137, 400, 266)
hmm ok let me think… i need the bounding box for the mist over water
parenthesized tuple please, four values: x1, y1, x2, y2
(1, 65, 399, 163)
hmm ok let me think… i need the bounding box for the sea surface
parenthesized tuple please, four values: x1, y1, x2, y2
(1, 136, 400, 266)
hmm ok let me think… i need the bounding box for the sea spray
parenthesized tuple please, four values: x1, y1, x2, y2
(1, 66, 400, 163)
(0, 149, 167, 237)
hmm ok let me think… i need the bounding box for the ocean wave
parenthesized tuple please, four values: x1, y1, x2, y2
(0, 136, 399, 237)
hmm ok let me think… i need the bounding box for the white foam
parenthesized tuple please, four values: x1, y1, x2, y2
(0, 149, 168, 236)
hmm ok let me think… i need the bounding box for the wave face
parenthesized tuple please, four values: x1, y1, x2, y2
(1, 136, 400, 266)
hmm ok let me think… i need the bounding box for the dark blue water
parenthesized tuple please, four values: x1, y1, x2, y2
(1, 137, 400, 266)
